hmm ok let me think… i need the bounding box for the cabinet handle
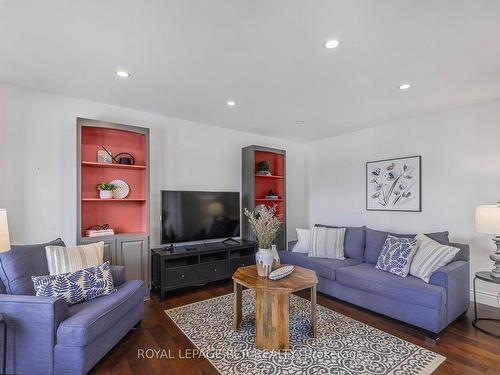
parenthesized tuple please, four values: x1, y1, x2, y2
(181, 274, 185, 278)
(214, 268, 217, 272)
(242, 264, 245, 266)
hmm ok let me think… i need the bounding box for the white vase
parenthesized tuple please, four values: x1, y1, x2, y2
(270, 244, 281, 270)
(255, 248, 273, 277)
(99, 190, 113, 199)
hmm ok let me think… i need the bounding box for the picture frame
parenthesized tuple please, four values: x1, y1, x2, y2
(366, 155, 421, 212)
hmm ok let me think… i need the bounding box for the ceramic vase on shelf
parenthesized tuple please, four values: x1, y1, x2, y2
(256, 248, 273, 277)
(270, 244, 281, 270)
(99, 190, 113, 199)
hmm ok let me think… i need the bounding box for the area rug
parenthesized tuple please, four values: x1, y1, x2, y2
(165, 290, 445, 374)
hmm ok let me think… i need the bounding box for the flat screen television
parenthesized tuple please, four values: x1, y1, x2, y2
(161, 190, 240, 244)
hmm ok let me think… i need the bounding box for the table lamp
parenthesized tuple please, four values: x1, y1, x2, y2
(475, 204, 500, 278)
(0, 209, 10, 375)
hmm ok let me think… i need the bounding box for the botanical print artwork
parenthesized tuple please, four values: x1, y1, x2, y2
(366, 156, 421, 211)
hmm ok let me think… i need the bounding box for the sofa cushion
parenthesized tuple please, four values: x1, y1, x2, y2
(364, 228, 449, 264)
(336, 263, 446, 310)
(315, 225, 365, 260)
(279, 251, 361, 280)
(57, 279, 145, 346)
(0, 238, 65, 295)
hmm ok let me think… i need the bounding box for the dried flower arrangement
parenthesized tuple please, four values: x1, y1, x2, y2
(243, 205, 281, 249)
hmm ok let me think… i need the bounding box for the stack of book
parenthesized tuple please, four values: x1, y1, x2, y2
(85, 229, 115, 237)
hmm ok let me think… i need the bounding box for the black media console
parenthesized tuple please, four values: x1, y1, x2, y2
(151, 240, 256, 300)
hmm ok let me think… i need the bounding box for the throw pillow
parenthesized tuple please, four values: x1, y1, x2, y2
(375, 235, 418, 277)
(45, 241, 104, 275)
(32, 261, 116, 305)
(309, 226, 345, 259)
(315, 225, 365, 260)
(410, 234, 460, 283)
(0, 238, 65, 295)
(292, 228, 310, 253)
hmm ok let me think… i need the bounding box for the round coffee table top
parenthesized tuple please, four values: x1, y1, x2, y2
(232, 264, 318, 292)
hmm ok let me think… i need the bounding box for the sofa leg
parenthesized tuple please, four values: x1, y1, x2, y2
(425, 332, 439, 342)
(133, 320, 142, 330)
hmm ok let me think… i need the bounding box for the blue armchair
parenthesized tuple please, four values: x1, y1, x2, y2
(0, 242, 145, 375)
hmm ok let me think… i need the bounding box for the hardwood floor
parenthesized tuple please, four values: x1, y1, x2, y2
(90, 280, 500, 375)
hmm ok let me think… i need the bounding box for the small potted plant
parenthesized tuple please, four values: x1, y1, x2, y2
(256, 160, 271, 176)
(96, 182, 116, 199)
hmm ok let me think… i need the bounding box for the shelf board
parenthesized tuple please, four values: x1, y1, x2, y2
(82, 198, 146, 202)
(254, 175, 284, 179)
(82, 161, 146, 170)
(255, 198, 284, 202)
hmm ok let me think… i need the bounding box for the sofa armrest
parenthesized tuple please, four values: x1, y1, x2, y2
(111, 265, 126, 286)
(429, 260, 469, 324)
(0, 294, 68, 375)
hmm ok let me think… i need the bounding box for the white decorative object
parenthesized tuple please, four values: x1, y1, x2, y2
(255, 248, 273, 277)
(0, 209, 11, 253)
(99, 190, 113, 199)
(366, 156, 421, 212)
(292, 228, 310, 253)
(475, 204, 500, 278)
(269, 265, 294, 280)
(97, 149, 113, 163)
(270, 244, 281, 270)
(110, 179, 130, 199)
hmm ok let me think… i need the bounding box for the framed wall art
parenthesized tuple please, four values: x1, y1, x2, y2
(366, 155, 421, 212)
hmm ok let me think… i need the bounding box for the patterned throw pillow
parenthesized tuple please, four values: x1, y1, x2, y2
(410, 234, 460, 283)
(45, 241, 104, 275)
(309, 226, 345, 259)
(376, 235, 418, 277)
(32, 261, 116, 305)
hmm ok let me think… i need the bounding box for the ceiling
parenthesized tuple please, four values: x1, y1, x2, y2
(1, 1, 499, 142)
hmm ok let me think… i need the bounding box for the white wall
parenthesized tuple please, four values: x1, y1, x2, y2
(306, 98, 500, 306)
(0, 83, 308, 247)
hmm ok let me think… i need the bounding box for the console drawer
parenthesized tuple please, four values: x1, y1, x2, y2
(230, 255, 255, 272)
(164, 265, 200, 286)
(200, 261, 229, 280)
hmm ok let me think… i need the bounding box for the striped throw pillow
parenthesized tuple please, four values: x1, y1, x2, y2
(309, 226, 345, 259)
(409, 234, 460, 283)
(45, 242, 104, 275)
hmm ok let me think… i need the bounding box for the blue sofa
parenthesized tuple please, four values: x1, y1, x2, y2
(0, 239, 145, 375)
(280, 226, 470, 337)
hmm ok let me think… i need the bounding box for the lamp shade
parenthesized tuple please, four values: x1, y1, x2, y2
(475, 205, 500, 235)
(0, 209, 11, 252)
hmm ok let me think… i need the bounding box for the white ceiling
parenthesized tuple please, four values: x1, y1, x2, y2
(1, 1, 499, 142)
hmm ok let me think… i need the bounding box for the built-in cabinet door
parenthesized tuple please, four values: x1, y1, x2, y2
(116, 236, 149, 288)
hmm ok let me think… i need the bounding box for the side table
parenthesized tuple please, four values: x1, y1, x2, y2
(473, 271, 500, 338)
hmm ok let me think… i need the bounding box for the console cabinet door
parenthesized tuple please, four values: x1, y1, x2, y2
(116, 236, 149, 287)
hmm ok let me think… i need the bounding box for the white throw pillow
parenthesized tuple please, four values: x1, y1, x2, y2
(45, 241, 104, 275)
(409, 234, 460, 283)
(309, 226, 345, 259)
(292, 228, 311, 253)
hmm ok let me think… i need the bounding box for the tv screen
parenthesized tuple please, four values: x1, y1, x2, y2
(161, 191, 240, 244)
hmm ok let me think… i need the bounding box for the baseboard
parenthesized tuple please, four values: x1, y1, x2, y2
(470, 289, 500, 307)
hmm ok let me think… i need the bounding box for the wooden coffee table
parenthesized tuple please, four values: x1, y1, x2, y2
(232, 265, 318, 351)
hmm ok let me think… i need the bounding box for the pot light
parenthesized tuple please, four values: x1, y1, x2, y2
(296, 120, 305, 125)
(399, 83, 411, 90)
(115, 70, 131, 78)
(226, 100, 236, 107)
(324, 40, 340, 49)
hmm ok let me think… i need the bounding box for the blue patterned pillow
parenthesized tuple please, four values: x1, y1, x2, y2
(32, 261, 116, 305)
(376, 235, 418, 277)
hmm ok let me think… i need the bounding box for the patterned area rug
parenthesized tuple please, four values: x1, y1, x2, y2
(165, 290, 445, 374)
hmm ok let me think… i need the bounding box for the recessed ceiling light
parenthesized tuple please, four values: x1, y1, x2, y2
(324, 40, 340, 49)
(399, 83, 411, 90)
(115, 70, 131, 78)
(226, 100, 236, 107)
(296, 120, 305, 125)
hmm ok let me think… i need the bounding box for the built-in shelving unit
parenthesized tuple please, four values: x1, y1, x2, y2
(242, 145, 286, 250)
(77, 118, 150, 293)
